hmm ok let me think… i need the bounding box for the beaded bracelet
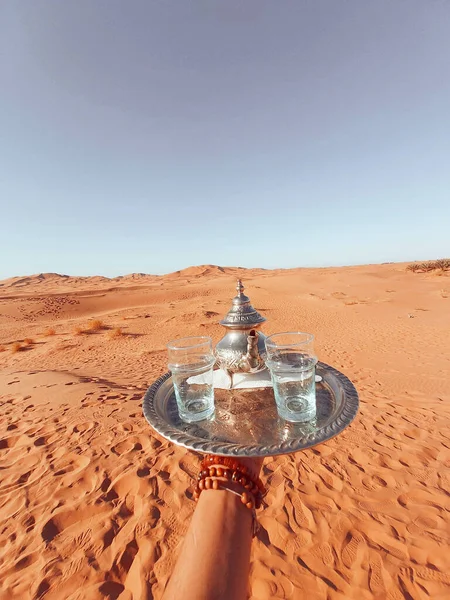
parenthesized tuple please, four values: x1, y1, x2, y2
(201, 455, 266, 497)
(197, 466, 263, 508)
(194, 476, 256, 507)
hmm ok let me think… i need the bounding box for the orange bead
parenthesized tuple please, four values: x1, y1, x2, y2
(216, 467, 223, 477)
(246, 501, 253, 509)
(209, 467, 216, 477)
(199, 479, 205, 491)
(212, 479, 219, 490)
(241, 491, 249, 504)
(205, 478, 212, 490)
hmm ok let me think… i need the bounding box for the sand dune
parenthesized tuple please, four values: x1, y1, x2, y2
(0, 262, 449, 599)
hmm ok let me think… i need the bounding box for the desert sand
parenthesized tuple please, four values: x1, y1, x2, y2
(0, 263, 449, 600)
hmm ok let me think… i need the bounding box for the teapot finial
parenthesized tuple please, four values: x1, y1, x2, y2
(219, 280, 266, 328)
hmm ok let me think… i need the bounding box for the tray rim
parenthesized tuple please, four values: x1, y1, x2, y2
(142, 361, 359, 457)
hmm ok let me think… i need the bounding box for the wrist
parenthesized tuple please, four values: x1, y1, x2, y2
(194, 455, 267, 538)
(199, 485, 258, 537)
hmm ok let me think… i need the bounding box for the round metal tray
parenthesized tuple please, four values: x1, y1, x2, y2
(142, 362, 359, 457)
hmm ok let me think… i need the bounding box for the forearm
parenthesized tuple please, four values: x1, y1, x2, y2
(162, 488, 253, 600)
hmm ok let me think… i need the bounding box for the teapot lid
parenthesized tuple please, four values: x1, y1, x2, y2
(219, 280, 266, 328)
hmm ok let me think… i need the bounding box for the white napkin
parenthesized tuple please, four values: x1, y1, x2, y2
(188, 368, 322, 390)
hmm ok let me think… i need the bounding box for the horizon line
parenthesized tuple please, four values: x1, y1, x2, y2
(2, 257, 447, 283)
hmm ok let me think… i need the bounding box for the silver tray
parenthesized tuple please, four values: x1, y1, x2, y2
(142, 362, 359, 457)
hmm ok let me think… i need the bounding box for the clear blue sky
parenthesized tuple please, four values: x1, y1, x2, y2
(1, 0, 449, 278)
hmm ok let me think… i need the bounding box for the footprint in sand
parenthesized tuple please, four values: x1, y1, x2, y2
(114, 421, 134, 433)
(40, 503, 111, 543)
(72, 421, 97, 434)
(341, 530, 367, 569)
(413, 566, 450, 585)
(0, 454, 44, 491)
(289, 495, 316, 532)
(51, 452, 90, 477)
(368, 551, 393, 596)
(33, 435, 50, 447)
(361, 474, 389, 491)
(363, 527, 409, 561)
(0, 434, 31, 450)
(313, 542, 334, 567)
(136, 466, 150, 478)
(177, 455, 197, 479)
(111, 435, 151, 456)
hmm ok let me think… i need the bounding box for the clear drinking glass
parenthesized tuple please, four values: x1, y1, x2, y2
(265, 332, 318, 423)
(167, 336, 215, 423)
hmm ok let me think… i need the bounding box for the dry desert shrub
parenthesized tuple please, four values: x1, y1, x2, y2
(11, 342, 22, 353)
(88, 319, 105, 331)
(0, 345, 6, 352)
(73, 326, 85, 336)
(407, 259, 450, 273)
(108, 327, 123, 339)
(23, 338, 34, 346)
(435, 258, 450, 270)
(44, 327, 56, 336)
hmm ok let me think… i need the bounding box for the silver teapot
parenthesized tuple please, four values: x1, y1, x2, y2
(215, 280, 267, 375)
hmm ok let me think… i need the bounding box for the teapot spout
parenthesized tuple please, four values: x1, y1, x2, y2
(245, 329, 260, 370)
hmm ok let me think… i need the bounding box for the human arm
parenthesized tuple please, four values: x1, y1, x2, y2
(161, 456, 263, 600)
